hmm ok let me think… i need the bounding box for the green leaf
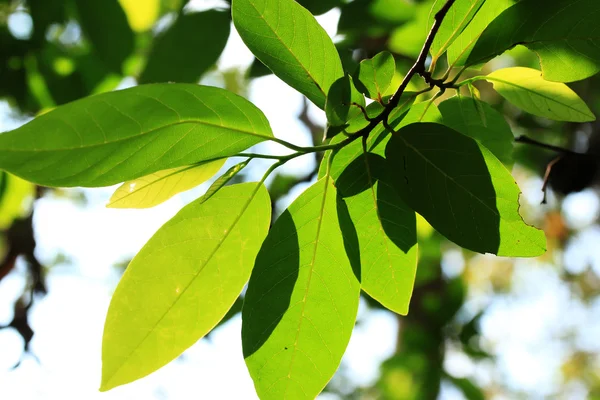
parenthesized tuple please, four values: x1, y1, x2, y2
(101, 182, 271, 391)
(139, 10, 230, 83)
(232, 0, 344, 109)
(73, 0, 134, 72)
(325, 75, 366, 127)
(297, 0, 341, 15)
(385, 122, 546, 257)
(199, 160, 249, 204)
(428, 0, 485, 60)
(466, 0, 600, 82)
(446, 0, 514, 67)
(328, 138, 418, 315)
(484, 67, 595, 122)
(106, 159, 225, 209)
(0, 84, 273, 187)
(354, 51, 396, 101)
(242, 176, 360, 399)
(438, 96, 514, 167)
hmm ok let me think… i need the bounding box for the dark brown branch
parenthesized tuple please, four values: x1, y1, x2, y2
(515, 135, 580, 156)
(378, 0, 456, 125)
(342, 0, 456, 141)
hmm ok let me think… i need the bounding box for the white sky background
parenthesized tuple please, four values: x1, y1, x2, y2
(1, 3, 600, 400)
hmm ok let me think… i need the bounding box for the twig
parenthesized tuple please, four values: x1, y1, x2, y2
(515, 135, 580, 156)
(378, 0, 456, 125)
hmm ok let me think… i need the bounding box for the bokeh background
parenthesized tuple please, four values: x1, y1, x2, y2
(1, 0, 600, 399)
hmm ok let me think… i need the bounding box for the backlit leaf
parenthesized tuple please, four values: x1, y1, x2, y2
(438, 96, 513, 167)
(0, 84, 273, 187)
(354, 51, 396, 101)
(232, 0, 344, 109)
(101, 182, 271, 391)
(385, 122, 546, 257)
(466, 0, 600, 82)
(242, 177, 360, 399)
(139, 11, 230, 83)
(327, 136, 418, 315)
(107, 160, 225, 209)
(428, 0, 485, 60)
(484, 67, 595, 122)
(446, 0, 514, 67)
(0, 173, 35, 229)
(199, 160, 250, 204)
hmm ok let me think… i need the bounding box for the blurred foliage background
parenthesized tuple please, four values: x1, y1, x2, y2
(1, 0, 600, 399)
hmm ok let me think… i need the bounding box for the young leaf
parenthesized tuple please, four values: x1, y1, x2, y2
(354, 51, 396, 102)
(325, 75, 366, 127)
(242, 177, 360, 399)
(232, 0, 344, 109)
(446, 0, 514, 67)
(101, 182, 271, 391)
(139, 10, 230, 83)
(438, 96, 514, 167)
(428, 0, 485, 61)
(199, 160, 250, 204)
(106, 160, 225, 209)
(73, 0, 134, 72)
(484, 67, 595, 122)
(328, 138, 418, 315)
(385, 122, 546, 257)
(466, 0, 600, 82)
(0, 84, 273, 187)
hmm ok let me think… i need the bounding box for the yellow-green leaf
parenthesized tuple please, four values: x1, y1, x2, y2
(119, 0, 159, 31)
(107, 160, 225, 209)
(485, 67, 596, 122)
(101, 182, 271, 391)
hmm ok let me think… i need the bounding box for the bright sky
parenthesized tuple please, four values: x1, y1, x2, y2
(1, 5, 600, 400)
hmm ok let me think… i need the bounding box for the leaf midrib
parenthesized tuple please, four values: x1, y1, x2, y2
(1, 119, 273, 153)
(102, 184, 264, 389)
(284, 177, 330, 397)
(244, 0, 327, 99)
(485, 75, 592, 117)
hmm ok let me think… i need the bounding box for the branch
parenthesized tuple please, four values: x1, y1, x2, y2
(379, 0, 456, 124)
(515, 135, 580, 156)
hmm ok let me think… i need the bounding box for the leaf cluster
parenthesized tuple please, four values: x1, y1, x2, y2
(1, 0, 599, 398)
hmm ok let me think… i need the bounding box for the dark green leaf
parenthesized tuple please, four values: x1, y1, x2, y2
(73, 0, 134, 72)
(242, 177, 360, 399)
(325, 75, 365, 126)
(438, 96, 514, 167)
(385, 122, 546, 257)
(466, 0, 600, 82)
(139, 11, 230, 83)
(101, 182, 271, 391)
(232, 0, 344, 109)
(297, 0, 341, 15)
(0, 84, 273, 187)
